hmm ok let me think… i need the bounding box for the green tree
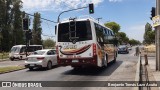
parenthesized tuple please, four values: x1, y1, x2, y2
(43, 38, 55, 48)
(11, 0, 24, 45)
(104, 22, 120, 34)
(0, 0, 13, 51)
(129, 39, 141, 45)
(143, 23, 155, 44)
(117, 32, 129, 44)
(32, 12, 42, 45)
(148, 30, 155, 43)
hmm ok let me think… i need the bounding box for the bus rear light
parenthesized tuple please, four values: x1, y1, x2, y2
(56, 45, 59, 55)
(93, 43, 96, 56)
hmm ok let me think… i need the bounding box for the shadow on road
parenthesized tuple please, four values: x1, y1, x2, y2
(10, 59, 25, 61)
(62, 60, 123, 76)
(26, 65, 59, 72)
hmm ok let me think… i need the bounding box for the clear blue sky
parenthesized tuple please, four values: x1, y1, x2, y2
(21, 0, 155, 42)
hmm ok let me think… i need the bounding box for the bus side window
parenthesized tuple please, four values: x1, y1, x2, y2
(95, 23, 104, 47)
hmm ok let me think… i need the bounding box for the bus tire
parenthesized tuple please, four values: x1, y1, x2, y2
(103, 54, 108, 68)
(113, 53, 117, 63)
(19, 56, 22, 60)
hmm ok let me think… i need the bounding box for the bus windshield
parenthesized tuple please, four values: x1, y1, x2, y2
(58, 21, 92, 42)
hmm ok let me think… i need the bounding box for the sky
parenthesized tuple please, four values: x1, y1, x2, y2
(21, 0, 155, 42)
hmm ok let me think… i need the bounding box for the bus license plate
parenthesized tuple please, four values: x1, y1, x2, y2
(72, 60, 78, 63)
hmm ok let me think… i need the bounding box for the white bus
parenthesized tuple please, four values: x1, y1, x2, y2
(56, 17, 118, 68)
(9, 45, 43, 61)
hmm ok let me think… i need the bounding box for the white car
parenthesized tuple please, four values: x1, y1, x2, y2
(25, 49, 57, 70)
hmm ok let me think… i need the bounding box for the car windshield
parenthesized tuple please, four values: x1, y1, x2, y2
(10, 47, 20, 53)
(119, 45, 126, 48)
(32, 51, 46, 55)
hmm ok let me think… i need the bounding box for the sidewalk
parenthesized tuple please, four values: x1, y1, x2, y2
(141, 56, 160, 90)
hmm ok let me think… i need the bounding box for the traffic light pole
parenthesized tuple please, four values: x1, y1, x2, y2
(156, 0, 160, 71)
(25, 31, 28, 57)
(57, 6, 88, 23)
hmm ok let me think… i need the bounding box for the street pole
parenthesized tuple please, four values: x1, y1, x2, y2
(57, 6, 88, 23)
(25, 31, 28, 57)
(96, 18, 102, 23)
(156, 0, 160, 71)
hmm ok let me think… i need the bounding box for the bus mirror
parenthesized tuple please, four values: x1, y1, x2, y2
(55, 25, 57, 34)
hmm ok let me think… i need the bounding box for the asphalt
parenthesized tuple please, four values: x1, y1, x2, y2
(0, 48, 139, 90)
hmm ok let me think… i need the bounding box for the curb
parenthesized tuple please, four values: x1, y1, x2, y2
(133, 55, 141, 90)
(0, 67, 26, 74)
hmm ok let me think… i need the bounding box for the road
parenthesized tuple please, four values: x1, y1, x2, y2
(0, 48, 139, 90)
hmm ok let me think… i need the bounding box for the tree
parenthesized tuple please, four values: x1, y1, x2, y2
(104, 22, 120, 34)
(32, 12, 42, 45)
(117, 32, 129, 44)
(0, 0, 13, 51)
(129, 39, 141, 45)
(11, 0, 24, 45)
(143, 23, 155, 44)
(43, 38, 55, 48)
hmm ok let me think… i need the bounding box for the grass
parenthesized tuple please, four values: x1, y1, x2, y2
(0, 66, 25, 74)
(0, 52, 9, 60)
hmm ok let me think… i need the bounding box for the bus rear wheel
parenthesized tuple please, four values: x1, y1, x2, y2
(102, 54, 108, 68)
(113, 53, 117, 63)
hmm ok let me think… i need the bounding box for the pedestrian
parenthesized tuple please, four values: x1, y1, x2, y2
(135, 46, 140, 56)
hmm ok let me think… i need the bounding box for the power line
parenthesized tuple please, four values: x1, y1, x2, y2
(42, 33, 55, 38)
(24, 12, 57, 23)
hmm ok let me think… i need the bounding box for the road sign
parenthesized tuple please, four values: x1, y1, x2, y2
(152, 15, 160, 27)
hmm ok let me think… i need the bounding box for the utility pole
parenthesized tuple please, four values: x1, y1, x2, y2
(57, 6, 88, 23)
(96, 18, 102, 23)
(156, 0, 160, 71)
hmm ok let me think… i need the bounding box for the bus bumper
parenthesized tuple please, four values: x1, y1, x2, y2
(58, 56, 97, 67)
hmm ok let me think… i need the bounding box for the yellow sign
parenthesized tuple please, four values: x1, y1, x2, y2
(152, 15, 160, 27)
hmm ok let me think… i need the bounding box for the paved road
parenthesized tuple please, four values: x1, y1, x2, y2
(0, 48, 139, 90)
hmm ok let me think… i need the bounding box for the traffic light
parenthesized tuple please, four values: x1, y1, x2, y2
(23, 18, 29, 31)
(89, 3, 94, 14)
(26, 29, 32, 40)
(151, 7, 156, 20)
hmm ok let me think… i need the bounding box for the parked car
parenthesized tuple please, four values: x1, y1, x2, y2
(25, 49, 57, 70)
(118, 45, 129, 54)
